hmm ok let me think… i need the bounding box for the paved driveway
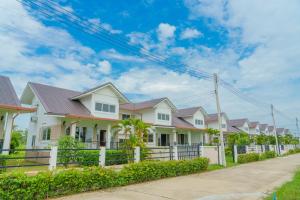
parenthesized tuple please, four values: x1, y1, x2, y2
(54, 154, 300, 200)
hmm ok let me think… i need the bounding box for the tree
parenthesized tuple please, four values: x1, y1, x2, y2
(9, 131, 23, 154)
(254, 134, 267, 145)
(206, 128, 220, 145)
(113, 118, 153, 149)
(58, 136, 84, 167)
(227, 132, 250, 148)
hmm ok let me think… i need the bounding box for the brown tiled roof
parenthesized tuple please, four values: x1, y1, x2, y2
(172, 115, 196, 130)
(228, 119, 248, 127)
(259, 124, 268, 130)
(29, 82, 91, 116)
(227, 125, 241, 133)
(120, 98, 169, 111)
(249, 121, 259, 129)
(176, 107, 205, 118)
(206, 113, 227, 123)
(0, 76, 20, 106)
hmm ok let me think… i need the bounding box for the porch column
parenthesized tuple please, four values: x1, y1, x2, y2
(2, 113, 14, 155)
(106, 124, 111, 149)
(153, 127, 157, 146)
(188, 131, 192, 145)
(70, 122, 77, 138)
(172, 129, 177, 146)
(93, 124, 97, 147)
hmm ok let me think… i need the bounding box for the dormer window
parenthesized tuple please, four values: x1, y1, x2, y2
(95, 102, 116, 113)
(195, 119, 203, 125)
(158, 113, 170, 121)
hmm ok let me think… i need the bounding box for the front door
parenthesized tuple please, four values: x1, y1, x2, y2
(160, 134, 170, 146)
(99, 130, 107, 147)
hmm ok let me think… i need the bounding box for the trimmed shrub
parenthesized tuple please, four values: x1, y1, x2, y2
(238, 153, 260, 164)
(0, 157, 209, 200)
(259, 151, 276, 160)
(0, 155, 8, 173)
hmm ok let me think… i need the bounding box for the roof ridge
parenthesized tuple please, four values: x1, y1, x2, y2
(29, 82, 81, 94)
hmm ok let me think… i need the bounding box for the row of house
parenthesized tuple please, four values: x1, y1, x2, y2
(0, 75, 291, 151)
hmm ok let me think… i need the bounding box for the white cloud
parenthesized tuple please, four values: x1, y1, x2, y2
(87, 18, 122, 34)
(100, 49, 146, 63)
(180, 28, 202, 40)
(157, 23, 176, 42)
(97, 60, 112, 75)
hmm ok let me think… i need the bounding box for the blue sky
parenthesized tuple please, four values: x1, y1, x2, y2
(1, 0, 300, 133)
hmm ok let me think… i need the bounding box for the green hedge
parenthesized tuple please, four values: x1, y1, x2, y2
(238, 153, 260, 164)
(0, 155, 8, 173)
(260, 151, 276, 160)
(0, 157, 209, 200)
(77, 150, 131, 166)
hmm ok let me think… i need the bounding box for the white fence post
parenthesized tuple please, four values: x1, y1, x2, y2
(218, 146, 222, 165)
(134, 146, 140, 163)
(200, 145, 204, 157)
(99, 146, 106, 167)
(245, 146, 249, 153)
(173, 146, 178, 160)
(234, 145, 238, 163)
(49, 146, 57, 171)
(262, 145, 265, 153)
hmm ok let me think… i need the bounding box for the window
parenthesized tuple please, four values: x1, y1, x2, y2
(195, 119, 204, 125)
(42, 127, 51, 141)
(157, 113, 170, 121)
(148, 134, 154, 143)
(122, 114, 131, 120)
(95, 102, 116, 113)
(222, 124, 226, 128)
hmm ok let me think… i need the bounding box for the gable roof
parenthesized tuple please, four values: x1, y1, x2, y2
(22, 82, 91, 116)
(268, 126, 274, 132)
(176, 106, 207, 118)
(228, 118, 249, 127)
(259, 124, 268, 130)
(0, 76, 20, 107)
(172, 115, 196, 130)
(249, 121, 259, 129)
(71, 82, 129, 104)
(120, 97, 176, 111)
(206, 112, 228, 123)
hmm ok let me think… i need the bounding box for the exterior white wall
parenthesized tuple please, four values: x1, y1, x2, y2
(207, 115, 228, 132)
(80, 95, 92, 111)
(193, 110, 206, 129)
(27, 96, 61, 148)
(239, 122, 250, 134)
(140, 109, 155, 124)
(250, 125, 260, 135)
(154, 101, 172, 126)
(91, 87, 120, 120)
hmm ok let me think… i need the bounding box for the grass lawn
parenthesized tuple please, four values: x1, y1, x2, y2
(265, 169, 300, 200)
(226, 155, 238, 167)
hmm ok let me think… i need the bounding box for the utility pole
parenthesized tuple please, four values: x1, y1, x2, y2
(213, 73, 226, 167)
(296, 118, 300, 144)
(271, 104, 280, 155)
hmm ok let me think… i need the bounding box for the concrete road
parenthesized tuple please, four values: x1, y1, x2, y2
(54, 154, 300, 200)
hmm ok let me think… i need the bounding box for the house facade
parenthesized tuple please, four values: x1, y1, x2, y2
(0, 76, 35, 154)
(259, 124, 269, 135)
(228, 118, 250, 134)
(249, 122, 260, 136)
(21, 82, 208, 149)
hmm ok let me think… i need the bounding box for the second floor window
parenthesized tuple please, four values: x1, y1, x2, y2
(158, 113, 170, 121)
(95, 102, 116, 113)
(42, 127, 51, 141)
(195, 119, 204, 125)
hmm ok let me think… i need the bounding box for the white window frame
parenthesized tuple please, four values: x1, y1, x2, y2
(95, 102, 116, 113)
(195, 119, 204, 125)
(157, 113, 170, 121)
(41, 127, 51, 141)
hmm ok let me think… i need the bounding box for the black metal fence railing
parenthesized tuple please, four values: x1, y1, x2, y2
(177, 145, 201, 160)
(0, 148, 51, 171)
(237, 145, 247, 154)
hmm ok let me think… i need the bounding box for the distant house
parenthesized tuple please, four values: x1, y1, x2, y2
(268, 126, 275, 135)
(259, 124, 269, 135)
(276, 128, 285, 135)
(249, 121, 260, 135)
(284, 129, 290, 134)
(228, 118, 250, 134)
(21, 82, 208, 149)
(206, 112, 229, 132)
(0, 76, 35, 154)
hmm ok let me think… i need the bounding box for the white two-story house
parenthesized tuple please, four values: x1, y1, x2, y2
(259, 124, 269, 135)
(249, 121, 260, 136)
(21, 82, 208, 148)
